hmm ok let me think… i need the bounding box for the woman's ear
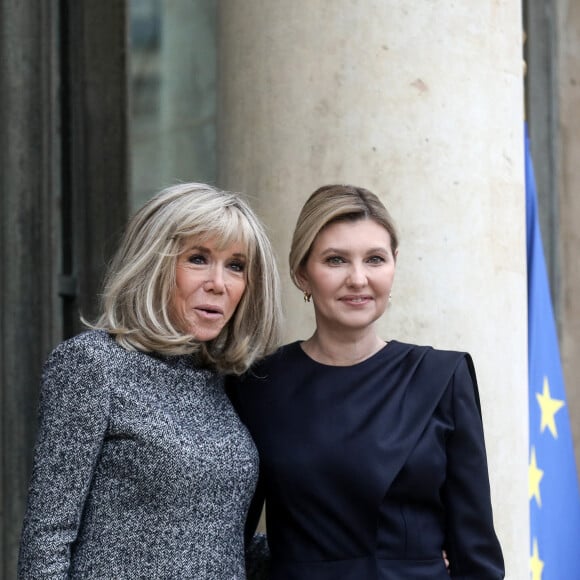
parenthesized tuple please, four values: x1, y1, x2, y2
(295, 267, 310, 294)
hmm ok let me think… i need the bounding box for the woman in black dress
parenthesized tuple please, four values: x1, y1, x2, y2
(231, 184, 504, 579)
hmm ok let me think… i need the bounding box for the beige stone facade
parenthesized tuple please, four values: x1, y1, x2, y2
(558, 0, 580, 486)
(8, 2, 580, 578)
(219, 1, 528, 576)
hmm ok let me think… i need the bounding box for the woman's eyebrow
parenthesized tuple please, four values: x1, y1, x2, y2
(184, 244, 209, 252)
(319, 246, 389, 255)
(184, 245, 248, 259)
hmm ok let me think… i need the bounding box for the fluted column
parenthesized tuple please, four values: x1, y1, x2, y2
(218, 1, 527, 576)
(558, 0, 580, 484)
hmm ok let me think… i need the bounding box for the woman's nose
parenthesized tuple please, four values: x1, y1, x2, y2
(346, 264, 367, 287)
(203, 266, 226, 293)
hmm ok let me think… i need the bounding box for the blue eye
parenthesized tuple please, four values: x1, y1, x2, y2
(187, 254, 207, 265)
(229, 260, 246, 273)
(325, 256, 345, 265)
(367, 255, 386, 264)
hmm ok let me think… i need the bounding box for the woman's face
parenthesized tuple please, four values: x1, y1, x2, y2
(299, 218, 396, 334)
(172, 236, 247, 342)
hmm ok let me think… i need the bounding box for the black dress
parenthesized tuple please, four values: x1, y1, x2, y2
(230, 340, 504, 580)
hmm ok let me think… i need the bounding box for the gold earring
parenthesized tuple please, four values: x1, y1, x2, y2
(303, 292, 312, 303)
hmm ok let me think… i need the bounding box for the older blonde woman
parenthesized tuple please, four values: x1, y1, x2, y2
(19, 183, 282, 579)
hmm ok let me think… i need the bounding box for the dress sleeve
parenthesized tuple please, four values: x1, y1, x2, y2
(18, 339, 110, 578)
(443, 355, 505, 579)
(226, 375, 267, 546)
(226, 374, 271, 579)
(244, 487, 270, 580)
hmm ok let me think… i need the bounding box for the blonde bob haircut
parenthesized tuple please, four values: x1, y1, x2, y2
(289, 184, 399, 290)
(92, 182, 283, 374)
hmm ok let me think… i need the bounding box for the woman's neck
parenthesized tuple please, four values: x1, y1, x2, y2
(301, 328, 386, 366)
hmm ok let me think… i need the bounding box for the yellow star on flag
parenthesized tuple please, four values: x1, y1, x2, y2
(529, 446, 544, 507)
(536, 376, 565, 438)
(530, 537, 544, 580)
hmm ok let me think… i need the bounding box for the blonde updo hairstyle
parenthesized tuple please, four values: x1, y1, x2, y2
(93, 182, 283, 374)
(289, 184, 399, 291)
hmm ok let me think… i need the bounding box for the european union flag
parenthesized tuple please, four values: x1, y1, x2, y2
(526, 124, 580, 579)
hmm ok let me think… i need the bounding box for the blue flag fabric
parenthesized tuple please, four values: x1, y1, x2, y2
(526, 124, 580, 580)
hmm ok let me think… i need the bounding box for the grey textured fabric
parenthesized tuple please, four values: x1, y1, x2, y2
(18, 330, 258, 579)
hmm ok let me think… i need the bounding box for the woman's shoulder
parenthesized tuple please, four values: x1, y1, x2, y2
(227, 341, 301, 388)
(391, 339, 470, 365)
(388, 340, 476, 390)
(389, 341, 480, 416)
(48, 329, 119, 358)
(38, 332, 124, 407)
(249, 340, 303, 370)
(43, 330, 136, 376)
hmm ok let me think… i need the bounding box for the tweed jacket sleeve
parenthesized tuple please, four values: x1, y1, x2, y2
(19, 338, 110, 577)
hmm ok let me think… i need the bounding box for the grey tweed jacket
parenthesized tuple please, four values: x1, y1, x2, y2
(18, 330, 258, 579)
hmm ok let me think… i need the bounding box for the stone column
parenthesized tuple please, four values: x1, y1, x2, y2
(218, 1, 527, 577)
(0, 2, 61, 574)
(0, 1, 129, 574)
(557, 0, 580, 484)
